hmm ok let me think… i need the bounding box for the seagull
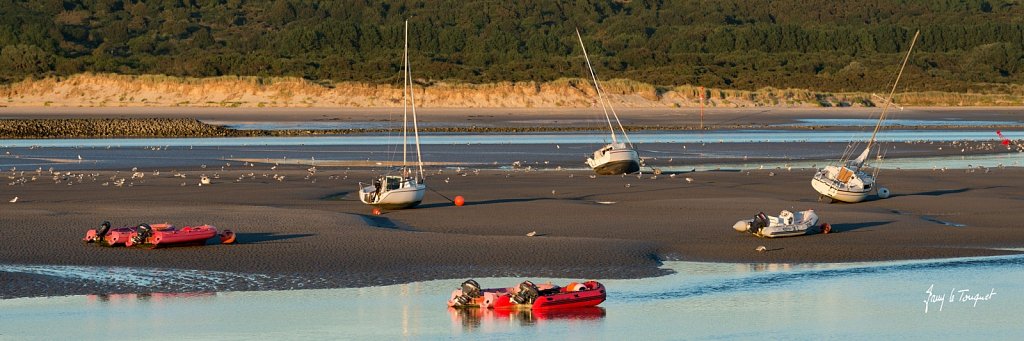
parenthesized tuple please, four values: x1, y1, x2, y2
(8, 196, 17, 203)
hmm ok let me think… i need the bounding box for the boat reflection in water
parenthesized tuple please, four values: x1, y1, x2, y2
(449, 306, 606, 331)
(87, 292, 216, 304)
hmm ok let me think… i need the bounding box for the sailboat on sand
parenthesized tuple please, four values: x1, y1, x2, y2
(812, 30, 919, 203)
(359, 21, 426, 209)
(575, 29, 641, 175)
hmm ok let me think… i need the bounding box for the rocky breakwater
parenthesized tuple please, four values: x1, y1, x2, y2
(0, 118, 245, 138)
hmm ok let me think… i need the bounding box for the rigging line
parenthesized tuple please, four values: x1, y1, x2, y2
(873, 96, 903, 178)
(869, 30, 920, 180)
(576, 28, 618, 144)
(606, 94, 634, 148)
(864, 30, 919, 164)
(427, 186, 453, 203)
(384, 34, 401, 170)
(841, 104, 882, 164)
(839, 124, 867, 164)
(872, 145, 888, 178)
(408, 21, 426, 180)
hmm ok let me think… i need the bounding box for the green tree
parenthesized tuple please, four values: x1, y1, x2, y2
(0, 44, 54, 80)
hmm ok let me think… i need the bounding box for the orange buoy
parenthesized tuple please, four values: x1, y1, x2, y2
(453, 195, 465, 206)
(372, 207, 383, 215)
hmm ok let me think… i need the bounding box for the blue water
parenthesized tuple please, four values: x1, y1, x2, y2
(1, 130, 1020, 148)
(667, 153, 1024, 172)
(781, 118, 1023, 127)
(2, 255, 1021, 339)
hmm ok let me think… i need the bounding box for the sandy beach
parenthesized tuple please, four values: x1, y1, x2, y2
(2, 165, 1023, 298)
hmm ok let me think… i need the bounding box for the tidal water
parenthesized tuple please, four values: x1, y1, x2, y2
(1, 129, 1020, 148)
(779, 118, 1024, 127)
(2, 129, 1021, 172)
(1, 255, 1020, 339)
(667, 153, 1024, 172)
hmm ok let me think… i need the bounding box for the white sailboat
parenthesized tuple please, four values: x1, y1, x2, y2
(359, 20, 426, 209)
(812, 30, 919, 203)
(575, 29, 641, 175)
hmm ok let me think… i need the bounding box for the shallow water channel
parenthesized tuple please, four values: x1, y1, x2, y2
(2, 255, 1021, 339)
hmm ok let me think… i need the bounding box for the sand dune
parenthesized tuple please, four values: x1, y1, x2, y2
(5, 73, 1019, 110)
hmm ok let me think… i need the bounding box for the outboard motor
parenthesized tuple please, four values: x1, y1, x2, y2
(461, 279, 481, 298)
(512, 280, 540, 304)
(96, 221, 111, 238)
(131, 223, 153, 245)
(453, 279, 481, 307)
(752, 212, 769, 233)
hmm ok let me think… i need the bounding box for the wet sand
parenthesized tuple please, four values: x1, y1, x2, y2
(3, 165, 1023, 298)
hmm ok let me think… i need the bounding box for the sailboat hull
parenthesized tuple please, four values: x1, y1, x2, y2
(360, 183, 426, 209)
(588, 148, 640, 175)
(592, 159, 641, 175)
(811, 176, 870, 203)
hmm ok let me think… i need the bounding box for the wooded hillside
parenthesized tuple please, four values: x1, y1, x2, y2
(1, 0, 1021, 93)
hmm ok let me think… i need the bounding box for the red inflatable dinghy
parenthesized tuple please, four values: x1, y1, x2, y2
(448, 279, 606, 310)
(84, 222, 235, 248)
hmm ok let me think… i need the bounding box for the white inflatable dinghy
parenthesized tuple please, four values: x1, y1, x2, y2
(733, 209, 829, 238)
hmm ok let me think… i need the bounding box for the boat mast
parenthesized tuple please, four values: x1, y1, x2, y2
(407, 20, 425, 179)
(402, 20, 409, 169)
(576, 28, 618, 144)
(857, 30, 919, 166)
